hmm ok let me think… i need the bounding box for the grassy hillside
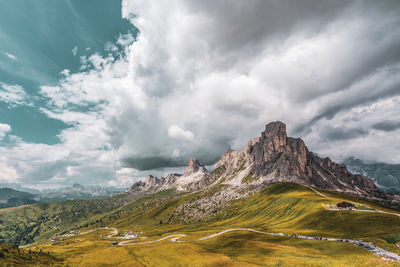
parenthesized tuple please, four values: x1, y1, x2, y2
(0, 243, 62, 266)
(0, 189, 178, 245)
(30, 229, 395, 267)
(0, 188, 38, 209)
(13, 182, 399, 266)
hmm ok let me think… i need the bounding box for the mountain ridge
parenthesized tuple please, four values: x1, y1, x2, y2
(128, 121, 395, 203)
(0, 184, 124, 209)
(344, 157, 400, 194)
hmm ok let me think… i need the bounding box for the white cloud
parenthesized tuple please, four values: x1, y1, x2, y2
(0, 123, 11, 140)
(116, 32, 135, 47)
(0, 163, 18, 183)
(0, 82, 30, 107)
(72, 46, 78, 56)
(5, 52, 17, 60)
(168, 125, 194, 141)
(107, 168, 139, 187)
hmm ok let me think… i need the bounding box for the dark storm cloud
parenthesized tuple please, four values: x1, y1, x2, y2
(294, 66, 400, 136)
(121, 156, 186, 171)
(121, 151, 222, 171)
(187, 0, 352, 55)
(372, 120, 400, 132)
(320, 126, 369, 141)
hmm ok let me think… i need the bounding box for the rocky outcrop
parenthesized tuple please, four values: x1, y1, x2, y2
(183, 158, 208, 176)
(128, 158, 208, 194)
(217, 121, 389, 200)
(128, 175, 175, 194)
(344, 157, 400, 194)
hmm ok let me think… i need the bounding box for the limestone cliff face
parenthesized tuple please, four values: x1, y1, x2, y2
(217, 121, 388, 199)
(183, 158, 208, 176)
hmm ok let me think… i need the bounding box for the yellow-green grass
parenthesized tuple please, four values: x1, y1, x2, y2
(0, 243, 63, 266)
(30, 229, 399, 267)
(22, 182, 400, 266)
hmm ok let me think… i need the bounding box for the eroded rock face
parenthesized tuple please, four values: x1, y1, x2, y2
(128, 158, 208, 194)
(183, 158, 208, 176)
(217, 121, 388, 200)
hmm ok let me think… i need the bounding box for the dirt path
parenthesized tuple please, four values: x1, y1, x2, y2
(306, 186, 328, 198)
(59, 227, 118, 238)
(326, 205, 400, 218)
(104, 227, 118, 237)
(119, 234, 186, 246)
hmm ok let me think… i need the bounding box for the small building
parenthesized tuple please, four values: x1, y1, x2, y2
(124, 231, 134, 236)
(51, 236, 60, 242)
(123, 231, 137, 238)
(336, 201, 355, 209)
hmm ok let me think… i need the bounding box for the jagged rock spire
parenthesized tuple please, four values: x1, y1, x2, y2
(183, 158, 208, 176)
(217, 121, 388, 199)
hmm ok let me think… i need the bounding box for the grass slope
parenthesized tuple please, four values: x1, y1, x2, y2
(17, 182, 400, 266)
(0, 189, 178, 245)
(0, 243, 62, 266)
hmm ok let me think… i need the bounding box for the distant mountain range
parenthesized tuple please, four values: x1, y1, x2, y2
(0, 188, 38, 209)
(344, 158, 400, 194)
(0, 183, 46, 195)
(0, 183, 124, 209)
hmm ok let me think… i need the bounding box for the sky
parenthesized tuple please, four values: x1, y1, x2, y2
(0, 0, 400, 189)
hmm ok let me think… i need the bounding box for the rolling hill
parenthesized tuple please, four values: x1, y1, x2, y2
(0, 188, 38, 209)
(0, 184, 124, 210)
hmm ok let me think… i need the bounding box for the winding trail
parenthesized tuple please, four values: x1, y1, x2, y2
(198, 228, 269, 240)
(105, 227, 118, 238)
(306, 186, 328, 198)
(119, 234, 186, 246)
(59, 227, 118, 238)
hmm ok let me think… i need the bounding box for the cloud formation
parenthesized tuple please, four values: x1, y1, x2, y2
(0, 82, 29, 107)
(0, 123, 11, 140)
(372, 120, 400, 132)
(5, 52, 17, 60)
(1, 0, 400, 187)
(168, 125, 194, 141)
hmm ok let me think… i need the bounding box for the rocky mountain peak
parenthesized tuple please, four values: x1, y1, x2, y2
(71, 183, 84, 190)
(183, 158, 208, 176)
(262, 121, 287, 148)
(216, 121, 389, 200)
